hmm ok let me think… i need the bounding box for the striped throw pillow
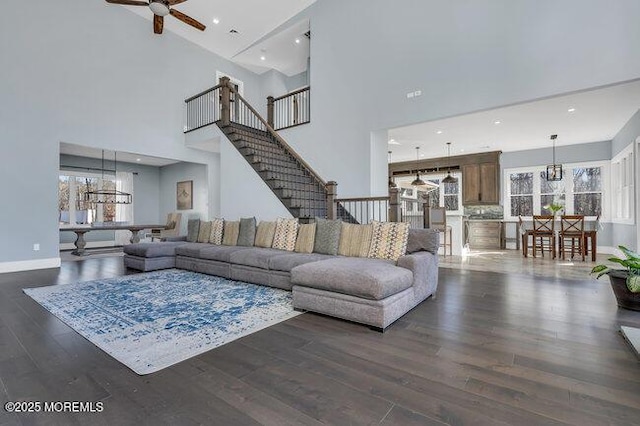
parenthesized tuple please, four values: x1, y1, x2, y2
(208, 218, 224, 245)
(368, 221, 410, 261)
(272, 218, 299, 251)
(295, 223, 316, 253)
(338, 223, 373, 257)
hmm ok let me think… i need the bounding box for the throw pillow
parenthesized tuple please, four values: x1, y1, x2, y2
(313, 217, 342, 255)
(338, 223, 373, 258)
(237, 217, 257, 246)
(294, 223, 316, 253)
(166, 220, 176, 230)
(272, 218, 299, 251)
(254, 221, 277, 248)
(406, 228, 440, 255)
(209, 218, 224, 245)
(186, 219, 200, 243)
(222, 221, 240, 246)
(368, 221, 410, 261)
(197, 221, 212, 243)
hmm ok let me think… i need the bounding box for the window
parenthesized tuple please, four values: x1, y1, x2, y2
(58, 172, 118, 226)
(509, 172, 533, 216)
(504, 161, 608, 220)
(611, 144, 634, 224)
(573, 167, 602, 216)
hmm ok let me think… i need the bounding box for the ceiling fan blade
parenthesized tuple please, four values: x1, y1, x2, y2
(105, 0, 149, 6)
(154, 14, 164, 34)
(168, 0, 187, 5)
(169, 9, 206, 31)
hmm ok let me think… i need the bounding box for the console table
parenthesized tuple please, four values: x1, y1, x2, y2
(61, 224, 166, 256)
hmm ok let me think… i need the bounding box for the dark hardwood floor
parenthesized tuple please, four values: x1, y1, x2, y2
(1, 257, 640, 425)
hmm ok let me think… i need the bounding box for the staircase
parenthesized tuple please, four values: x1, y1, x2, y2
(183, 77, 327, 221)
(218, 122, 328, 220)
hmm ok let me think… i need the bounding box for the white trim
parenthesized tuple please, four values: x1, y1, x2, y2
(215, 71, 244, 96)
(611, 142, 635, 225)
(0, 257, 61, 274)
(60, 241, 116, 250)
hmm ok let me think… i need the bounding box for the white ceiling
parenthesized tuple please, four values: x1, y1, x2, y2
(388, 80, 640, 162)
(121, 0, 313, 76)
(60, 142, 179, 167)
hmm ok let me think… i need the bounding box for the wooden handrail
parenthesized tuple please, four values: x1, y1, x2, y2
(225, 82, 327, 187)
(272, 86, 310, 102)
(335, 196, 390, 203)
(184, 84, 222, 103)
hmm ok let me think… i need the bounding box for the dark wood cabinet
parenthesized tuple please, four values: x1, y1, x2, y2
(462, 160, 499, 205)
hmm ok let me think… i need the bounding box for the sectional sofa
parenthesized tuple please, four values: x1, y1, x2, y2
(124, 218, 439, 330)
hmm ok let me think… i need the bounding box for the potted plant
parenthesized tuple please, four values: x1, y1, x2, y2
(543, 201, 564, 216)
(591, 246, 640, 311)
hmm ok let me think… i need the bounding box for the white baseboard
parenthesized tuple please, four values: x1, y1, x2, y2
(0, 257, 61, 274)
(59, 241, 116, 250)
(596, 246, 617, 256)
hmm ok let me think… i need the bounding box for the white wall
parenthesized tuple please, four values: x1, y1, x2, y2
(0, 0, 263, 265)
(159, 162, 209, 236)
(281, 0, 640, 200)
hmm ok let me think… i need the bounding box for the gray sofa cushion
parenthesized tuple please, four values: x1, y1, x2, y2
(186, 219, 200, 243)
(237, 217, 257, 247)
(123, 242, 186, 258)
(175, 242, 212, 258)
(269, 252, 334, 272)
(199, 245, 253, 263)
(229, 248, 287, 269)
(313, 218, 342, 255)
(406, 229, 440, 254)
(291, 257, 413, 300)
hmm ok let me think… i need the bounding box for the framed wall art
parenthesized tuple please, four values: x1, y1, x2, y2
(176, 180, 193, 210)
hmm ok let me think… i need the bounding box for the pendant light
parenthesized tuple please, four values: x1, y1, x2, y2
(442, 142, 458, 184)
(84, 150, 133, 205)
(387, 151, 397, 188)
(545, 134, 563, 181)
(411, 146, 426, 186)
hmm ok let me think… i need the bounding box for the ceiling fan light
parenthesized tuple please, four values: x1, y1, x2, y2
(149, 1, 170, 16)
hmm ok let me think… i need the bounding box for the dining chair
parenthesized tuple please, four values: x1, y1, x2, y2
(427, 207, 452, 256)
(559, 215, 585, 261)
(149, 212, 182, 241)
(532, 215, 555, 258)
(583, 214, 599, 262)
(518, 215, 534, 257)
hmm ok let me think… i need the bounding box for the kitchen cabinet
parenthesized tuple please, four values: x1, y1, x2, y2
(465, 221, 502, 249)
(462, 160, 499, 205)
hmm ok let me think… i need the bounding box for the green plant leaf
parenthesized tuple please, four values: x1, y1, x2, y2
(596, 270, 610, 279)
(627, 275, 640, 293)
(619, 246, 640, 261)
(608, 257, 628, 267)
(590, 265, 608, 274)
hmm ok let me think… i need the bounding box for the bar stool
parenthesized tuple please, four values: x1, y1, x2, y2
(559, 215, 585, 261)
(532, 215, 555, 258)
(427, 207, 452, 256)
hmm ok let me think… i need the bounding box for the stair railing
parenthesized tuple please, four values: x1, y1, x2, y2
(327, 184, 402, 224)
(267, 86, 311, 131)
(219, 77, 327, 189)
(184, 84, 223, 132)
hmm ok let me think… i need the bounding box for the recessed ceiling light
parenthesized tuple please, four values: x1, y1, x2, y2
(260, 55, 266, 61)
(136, 158, 141, 162)
(460, 149, 464, 152)
(388, 139, 400, 145)
(436, 130, 443, 134)
(568, 107, 576, 112)
(420, 154, 425, 157)
(494, 120, 501, 125)
(212, 18, 220, 25)
(295, 38, 301, 44)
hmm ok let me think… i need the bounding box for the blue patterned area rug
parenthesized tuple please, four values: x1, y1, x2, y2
(23, 269, 301, 375)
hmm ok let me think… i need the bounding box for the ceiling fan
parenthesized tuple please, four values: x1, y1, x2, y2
(106, 0, 206, 35)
